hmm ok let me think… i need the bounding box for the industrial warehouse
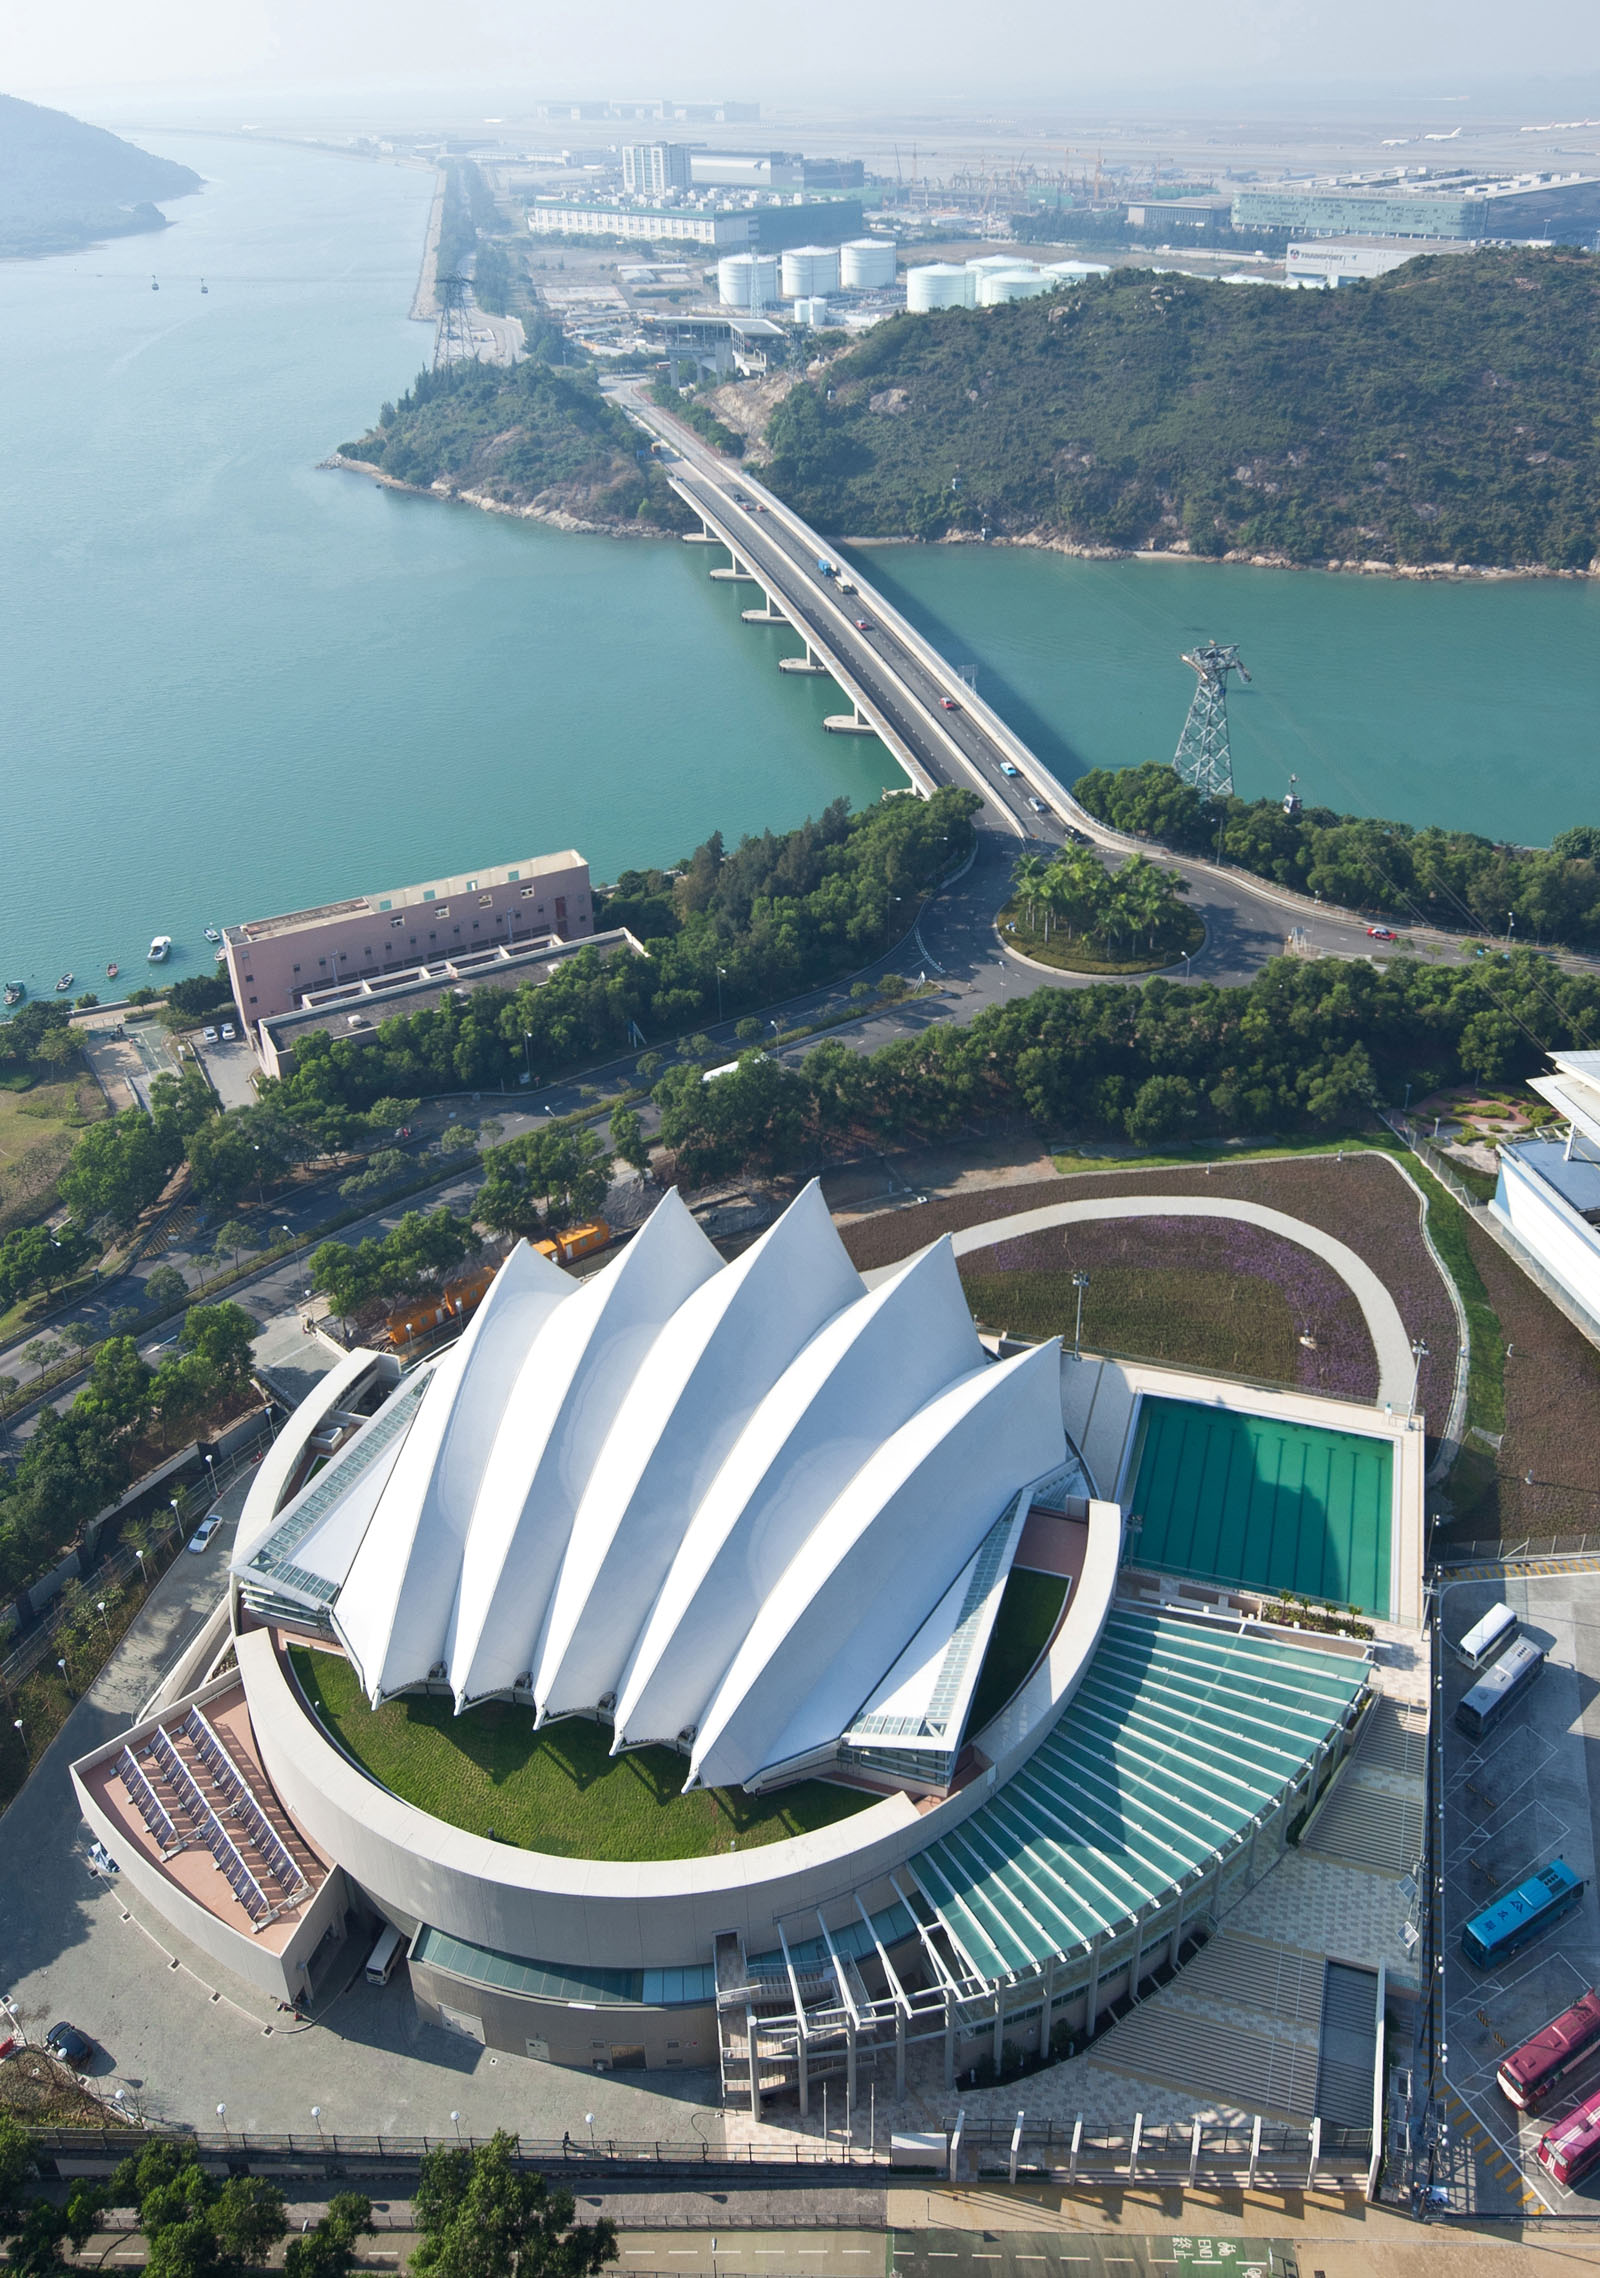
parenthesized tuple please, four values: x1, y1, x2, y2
(70, 1179, 1426, 2122)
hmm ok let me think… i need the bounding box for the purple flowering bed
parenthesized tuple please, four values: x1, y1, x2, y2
(958, 1215, 1378, 1397)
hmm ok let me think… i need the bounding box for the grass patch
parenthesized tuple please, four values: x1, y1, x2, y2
(291, 1648, 875, 1862)
(0, 1072, 104, 1237)
(997, 901, 1204, 975)
(1048, 1133, 1402, 1177)
(963, 1263, 1307, 1384)
(1408, 1159, 1505, 1438)
(967, 1568, 1067, 1736)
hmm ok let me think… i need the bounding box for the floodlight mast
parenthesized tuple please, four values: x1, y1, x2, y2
(1172, 640, 1251, 803)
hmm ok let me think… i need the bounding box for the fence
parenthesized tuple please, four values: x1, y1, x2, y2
(1436, 1533, 1600, 1568)
(24, 2119, 1372, 2190)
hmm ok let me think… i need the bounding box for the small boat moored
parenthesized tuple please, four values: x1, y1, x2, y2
(106, 961, 120, 980)
(147, 934, 172, 963)
(55, 972, 74, 994)
(203, 925, 221, 944)
(3, 982, 23, 1007)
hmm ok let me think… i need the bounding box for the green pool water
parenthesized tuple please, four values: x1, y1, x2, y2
(1126, 1396, 1393, 1617)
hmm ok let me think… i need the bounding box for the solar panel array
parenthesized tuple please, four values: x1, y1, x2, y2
(181, 1706, 308, 1899)
(148, 1724, 274, 1926)
(117, 1745, 178, 1853)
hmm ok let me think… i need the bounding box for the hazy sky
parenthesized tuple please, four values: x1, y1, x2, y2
(12, 0, 1600, 107)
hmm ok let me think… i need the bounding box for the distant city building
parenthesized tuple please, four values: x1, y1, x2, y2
(621, 141, 692, 195)
(1233, 171, 1600, 242)
(525, 98, 759, 124)
(780, 243, 841, 298)
(1492, 1051, 1600, 1340)
(689, 152, 864, 192)
(528, 198, 750, 246)
(1125, 193, 1233, 229)
(840, 236, 898, 289)
(640, 310, 785, 378)
(1285, 236, 1476, 284)
(223, 851, 593, 1039)
(527, 195, 862, 251)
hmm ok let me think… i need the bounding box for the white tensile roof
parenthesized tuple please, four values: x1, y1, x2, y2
(283, 1183, 1068, 1793)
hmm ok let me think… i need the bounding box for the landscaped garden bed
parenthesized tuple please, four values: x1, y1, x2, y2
(840, 1148, 1458, 1427)
(291, 1647, 875, 1862)
(959, 1215, 1376, 1397)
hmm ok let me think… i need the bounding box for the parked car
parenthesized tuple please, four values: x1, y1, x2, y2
(201, 1025, 218, 1043)
(187, 1516, 222, 1553)
(220, 1023, 236, 1041)
(1367, 926, 1398, 942)
(45, 2023, 94, 2064)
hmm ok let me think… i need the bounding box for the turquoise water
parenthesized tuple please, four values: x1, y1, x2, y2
(4, 131, 1598, 999)
(852, 543, 1600, 845)
(0, 134, 896, 994)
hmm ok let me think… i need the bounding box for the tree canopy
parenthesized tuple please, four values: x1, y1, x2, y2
(411, 2133, 616, 2278)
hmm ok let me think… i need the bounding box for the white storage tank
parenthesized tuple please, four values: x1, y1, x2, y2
(976, 266, 1050, 305)
(780, 244, 842, 298)
(1041, 259, 1112, 280)
(791, 296, 832, 326)
(966, 254, 1028, 273)
(905, 262, 977, 313)
(717, 252, 779, 309)
(840, 237, 897, 290)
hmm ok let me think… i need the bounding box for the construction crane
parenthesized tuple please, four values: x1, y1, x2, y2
(1172, 641, 1251, 802)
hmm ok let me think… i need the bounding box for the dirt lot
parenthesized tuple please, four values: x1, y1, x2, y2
(839, 1150, 1458, 1430)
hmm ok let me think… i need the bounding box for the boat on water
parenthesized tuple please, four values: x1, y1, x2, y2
(55, 972, 74, 994)
(106, 961, 120, 980)
(151, 277, 159, 292)
(213, 945, 227, 963)
(147, 934, 172, 963)
(204, 926, 221, 944)
(200, 279, 208, 295)
(3, 982, 23, 1007)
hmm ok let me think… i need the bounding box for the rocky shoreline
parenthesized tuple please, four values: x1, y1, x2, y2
(321, 454, 665, 538)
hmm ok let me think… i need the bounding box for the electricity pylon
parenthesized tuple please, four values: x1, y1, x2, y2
(1172, 641, 1251, 801)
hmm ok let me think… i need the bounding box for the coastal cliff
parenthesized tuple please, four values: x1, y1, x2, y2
(0, 93, 200, 258)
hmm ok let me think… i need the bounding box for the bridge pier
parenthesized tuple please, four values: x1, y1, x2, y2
(709, 563, 759, 583)
(823, 704, 878, 737)
(682, 528, 719, 545)
(740, 605, 787, 624)
(778, 648, 828, 674)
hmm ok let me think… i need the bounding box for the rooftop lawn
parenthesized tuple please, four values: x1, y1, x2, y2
(290, 1647, 876, 1862)
(966, 1568, 1068, 1737)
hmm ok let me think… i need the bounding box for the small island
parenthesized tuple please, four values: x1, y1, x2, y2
(0, 92, 200, 259)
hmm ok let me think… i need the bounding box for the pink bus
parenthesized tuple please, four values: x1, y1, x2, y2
(1500, 1989, 1600, 2112)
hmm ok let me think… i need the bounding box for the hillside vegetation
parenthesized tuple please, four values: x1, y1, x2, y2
(761, 248, 1600, 570)
(0, 93, 199, 257)
(336, 357, 693, 531)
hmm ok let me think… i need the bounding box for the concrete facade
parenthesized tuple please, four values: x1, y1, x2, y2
(224, 850, 592, 1036)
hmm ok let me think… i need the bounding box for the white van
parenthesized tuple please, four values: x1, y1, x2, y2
(364, 1923, 405, 1985)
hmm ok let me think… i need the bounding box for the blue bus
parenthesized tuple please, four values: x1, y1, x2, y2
(1456, 1635, 1545, 1741)
(1463, 1860, 1585, 1971)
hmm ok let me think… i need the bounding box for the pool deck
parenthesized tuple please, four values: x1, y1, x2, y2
(1058, 1351, 1425, 1629)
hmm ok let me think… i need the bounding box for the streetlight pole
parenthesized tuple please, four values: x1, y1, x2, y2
(1072, 1271, 1091, 1361)
(1410, 1337, 1430, 1418)
(311, 2105, 324, 2145)
(716, 966, 726, 1025)
(96, 1599, 108, 1640)
(217, 2103, 229, 2146)
(12, 1717, 24, 1754)
(523, 1032, 533, 1088)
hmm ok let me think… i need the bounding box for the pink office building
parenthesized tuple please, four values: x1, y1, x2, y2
(224, 850, 594, 1038)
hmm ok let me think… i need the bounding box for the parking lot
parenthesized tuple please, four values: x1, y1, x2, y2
(1438, 1565, 1600, 2214)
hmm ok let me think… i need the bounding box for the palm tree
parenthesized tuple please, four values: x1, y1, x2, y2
(1011, 852, 1049, 933)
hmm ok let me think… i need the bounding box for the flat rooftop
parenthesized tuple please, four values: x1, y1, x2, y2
(1126, 1396, 1395, 1618)
(228, 850, 585, 945)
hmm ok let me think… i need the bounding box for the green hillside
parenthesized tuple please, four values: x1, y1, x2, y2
(761, 248, 1600, 571)
(0, 93, 200, 257)
(337, 356, 693, 532)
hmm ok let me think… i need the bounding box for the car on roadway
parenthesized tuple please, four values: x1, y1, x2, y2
(1064, 826, 1092, 845)
(1000, 761, 1019, 777)
(187, 1516, 222, 1553)
(45, 2023, 94, 2065)
(1028, 796, 1047, 814)
(854, 617, 873, 632)
(939, 696, 960, 711)
(1367, 926, 1398, 942)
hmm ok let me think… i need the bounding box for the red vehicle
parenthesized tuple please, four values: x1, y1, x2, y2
(1500, 1989, 1600, 2111)
(1367, 925, 1397, 941)
(854, 617, 873, 632)
(939, 696, 959, 710)
(1538, 2087, 1600, 2188)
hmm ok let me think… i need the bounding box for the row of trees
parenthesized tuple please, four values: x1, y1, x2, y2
(1010, 847, 1190, 953)
(0, 1302, 257, 1598)
(309, 1209, 481, 1328)
(0, 2118, 614, 2278)
(648, 949, 1600, 1185)
(1075, 761, 1600, 947)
